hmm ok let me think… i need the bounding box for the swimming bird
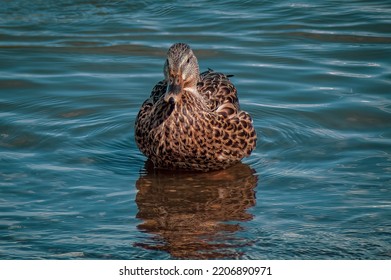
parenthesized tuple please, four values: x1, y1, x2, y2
(135, 43, 256, 171)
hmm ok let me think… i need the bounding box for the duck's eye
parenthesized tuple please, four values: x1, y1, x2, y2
(186, 57, 190, 64)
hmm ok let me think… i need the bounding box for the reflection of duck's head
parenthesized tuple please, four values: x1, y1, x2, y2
(134, 162, 258, 259)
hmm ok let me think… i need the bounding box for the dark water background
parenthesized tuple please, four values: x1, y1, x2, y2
(1, 0, 390, 259)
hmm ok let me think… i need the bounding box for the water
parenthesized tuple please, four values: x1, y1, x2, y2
(0, 0, 390, 259)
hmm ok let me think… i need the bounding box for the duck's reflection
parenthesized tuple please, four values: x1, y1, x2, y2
(134, 161, 258, 259)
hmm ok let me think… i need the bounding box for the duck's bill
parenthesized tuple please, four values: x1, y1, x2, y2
(164, 83, 182, 103)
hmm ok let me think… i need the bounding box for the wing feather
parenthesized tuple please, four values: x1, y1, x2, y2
(198, 69, 240, 116)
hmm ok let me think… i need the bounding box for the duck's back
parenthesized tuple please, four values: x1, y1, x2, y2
(198, 69, 240, 113)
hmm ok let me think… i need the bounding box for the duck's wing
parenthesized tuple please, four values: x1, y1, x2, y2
(135, 80, 168, 134)
(150, 80, 167, 103)
(198, 69, 240, 115)
(135, 79, 174, 156)
(136, 80, 165, 124)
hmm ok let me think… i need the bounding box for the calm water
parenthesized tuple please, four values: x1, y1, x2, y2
(1, 0, 390, 259)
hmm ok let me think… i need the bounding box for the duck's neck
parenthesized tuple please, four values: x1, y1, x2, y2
(182, 86, 204, 102)
(175, 89, 209, 113)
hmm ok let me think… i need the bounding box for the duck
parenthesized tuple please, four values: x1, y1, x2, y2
(135, 43, 256, 172)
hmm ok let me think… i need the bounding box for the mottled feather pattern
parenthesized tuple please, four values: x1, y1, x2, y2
(135, 44, 256, 171)
(199, 69, 239, 113)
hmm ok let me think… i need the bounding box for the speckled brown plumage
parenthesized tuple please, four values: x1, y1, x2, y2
(135, 43, 256, 171)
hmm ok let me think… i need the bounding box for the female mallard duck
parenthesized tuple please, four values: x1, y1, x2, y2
(135, 43, 256, 172)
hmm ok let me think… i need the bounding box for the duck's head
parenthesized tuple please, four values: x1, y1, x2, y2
(163, 43, 200, 104)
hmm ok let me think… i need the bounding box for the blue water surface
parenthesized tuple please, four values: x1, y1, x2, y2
(0, 0, 390, 259)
